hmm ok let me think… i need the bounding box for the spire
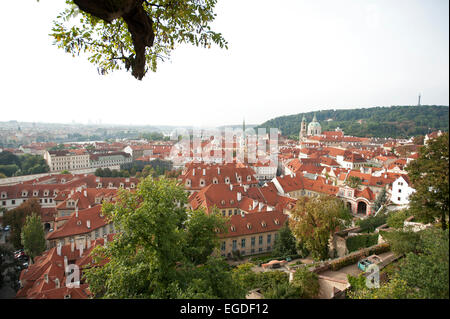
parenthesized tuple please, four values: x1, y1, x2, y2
(313, 113, 317, 122)
(302, 115, 306, 122)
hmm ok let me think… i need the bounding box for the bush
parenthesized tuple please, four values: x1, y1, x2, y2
(346, 234, 379, 253)
(387, 210, 411, 229)
(357, 214, 388, 233)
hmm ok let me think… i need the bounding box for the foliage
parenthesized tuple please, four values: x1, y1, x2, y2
(346, 234, 379, 253)
(406, 133, 449, 230)
(291, 267, 320, 299)
(94, 167, 130, 178)
(381, 229, 422, 255)
(140, 132, 169, 141)
(372, 188, 387, 212)
(183, 209, 228, 265)
(0, 151, 49, 177)
(329, 243, 390, 271)
(289, 196, 352, 260)
(256, 105, 449, 139)
(386, 209, 411, 229)
(272, 221, 298, 257)
(20, 213, 46, 263)
(356, 213, 388, 233)
(348, 228, 448, 299)
(82, 176, 242, 298)
(346, 176, 362, 188)
(3, 199, 42, 249)
(50, 0, 227, 79)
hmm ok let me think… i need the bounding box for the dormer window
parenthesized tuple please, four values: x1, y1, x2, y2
(230, 200, 234, 205)
(261, 221, 267, 227)
(221, 200, 225, 205)
(108, 183, 113, 188)
(0, 192, 6, 199)
(212, 178, 218, 184)
(33, 191, 39, 197)
(247, 223, 252, 230)
(199, 179, 205, 187)
(225, 177, 230, 184)
(130, 183, 135, 189)
(230, 226, 236, 232)
(274, 219, 280, 225)
(119, 183, 124, 188)
(247, 175, 251, 181)
(44, 190, 49, 196)
(185, 179, 191, 187)
(97, 183, 102, 188)
(237, 176, 241, 183)
(22, 191, 28, 197)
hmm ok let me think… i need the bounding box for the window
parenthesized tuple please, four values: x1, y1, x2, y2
(232, 240, 237, 251)
(228, 210, 232, 216)
(398, 197, 401, 201)
(241, 238, 246, 248)
(267, 234, 272, 244)
(251, 237, 255, 246)
(221, 241, 226, 251)
(398, 189, 402, 193)
(259, 235, 263, 245)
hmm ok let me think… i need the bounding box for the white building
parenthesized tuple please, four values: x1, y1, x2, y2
(44, 150, 90, 172)
(390, 176, 415, 206)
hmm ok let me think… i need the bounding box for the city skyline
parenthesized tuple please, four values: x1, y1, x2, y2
(0, 0, 448, 127)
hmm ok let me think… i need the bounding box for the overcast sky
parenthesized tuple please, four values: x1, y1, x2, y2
(0, 0, 448, 128)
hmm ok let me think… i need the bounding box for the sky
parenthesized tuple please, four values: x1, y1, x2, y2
(0, 0, 448, 128)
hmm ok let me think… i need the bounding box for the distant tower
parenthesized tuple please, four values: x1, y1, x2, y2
(418, 93, 421, 106)
(299, 115, 307, 141)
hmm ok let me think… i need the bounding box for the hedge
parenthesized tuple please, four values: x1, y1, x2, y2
(329, 243, 390, 271)
(346, 234, 379, 253)
(248, 253, 302, 266)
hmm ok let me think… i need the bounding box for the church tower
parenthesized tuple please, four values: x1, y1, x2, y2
(299, 115, 307, 141)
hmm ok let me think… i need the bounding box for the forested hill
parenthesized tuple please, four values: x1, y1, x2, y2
(256, 105, 449, 139)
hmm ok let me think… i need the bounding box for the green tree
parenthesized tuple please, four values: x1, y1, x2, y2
(3, 199, 42, 249)
(289, 196, 352, 260)
(83, 176, 243, 298)
(346, 176, 362, 188)
(272, 221, 298, 257)
(406, 133, 449, 230)
(183, 209, 227, 265)
(50, 0, 227, 80)
(386, 209, 411, 229)
(372, 188, 387, 212)
(291, 267, 320, 298)
(20, 214, 46, 263)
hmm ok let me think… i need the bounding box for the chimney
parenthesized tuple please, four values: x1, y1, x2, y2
(84, 190, 87, 197)
(258, 202, 264, 212)
(75, 207, 78, 218)
(192, 169, 195, 176)
(79, 245, 84, 257)
(87, 220, 91, 229)
(203, 168, 206, 176)
(241, 211, 245, 218)
(55, 278, 60, 288)
(64, 256, 68, 272)
(57, 242, 62, 256)
(44, 273, 49, 284)
(71, 241, 75, 252)
(217, 167, 220, 175)
(230, 184, 233, 191)
(87, 239, 91, 249)
(237, 192, 242, 202)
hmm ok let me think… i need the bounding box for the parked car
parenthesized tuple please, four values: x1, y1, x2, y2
(357, 255, 383, 272)
(4, 225, 10, 231)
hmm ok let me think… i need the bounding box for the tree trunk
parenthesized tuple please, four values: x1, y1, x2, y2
(73, 0, 155, 80)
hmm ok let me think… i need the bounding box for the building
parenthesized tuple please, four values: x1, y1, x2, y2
(390, 175, 415, 206)
(44, 150, 90, 172)
(89, 151, 132, 168)
(307, 114, 322, 137)
(218, 210, 288, 257)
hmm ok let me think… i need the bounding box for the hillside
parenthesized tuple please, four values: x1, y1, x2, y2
(256, 105, 449, 139)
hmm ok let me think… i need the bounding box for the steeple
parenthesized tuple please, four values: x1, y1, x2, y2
(312, 113, 317, 122)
